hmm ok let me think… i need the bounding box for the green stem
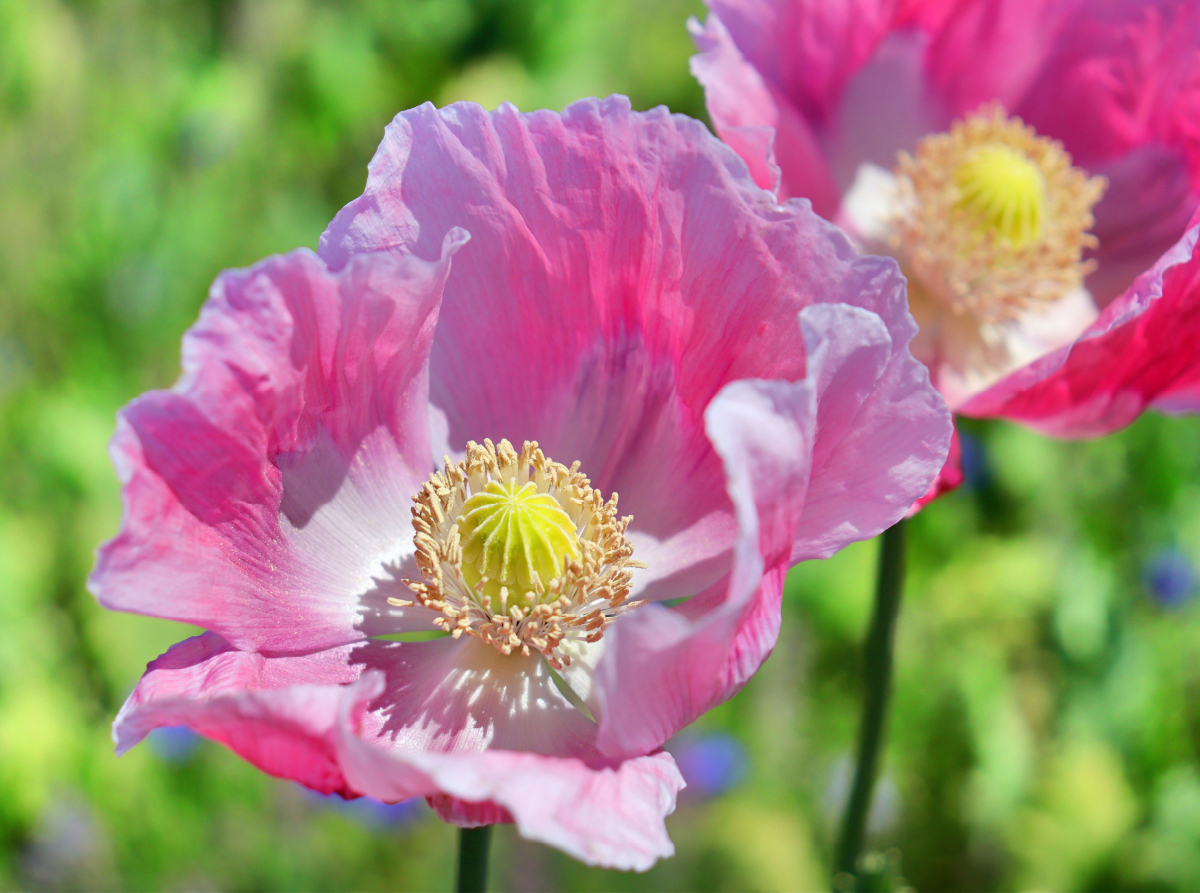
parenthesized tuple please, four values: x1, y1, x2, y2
(833, 518, 907, 886)
(456, 825, 492, 893)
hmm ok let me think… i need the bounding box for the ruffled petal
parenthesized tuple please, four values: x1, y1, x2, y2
(590, 372, 811, 756)
(960, 218, 1200, 436)
(590, 303, 949, 757)
(337, 672, 684, 871)
(790, 303, 951, 559)
(118, 633, 683, 869)
(342, 640, 684, 870)
(90, 239, 466, 652)
(691, 3, 940, 210)
(688, 12, 842, 209)
(113, 633, 360, 795)
(687, 14, 782, 194)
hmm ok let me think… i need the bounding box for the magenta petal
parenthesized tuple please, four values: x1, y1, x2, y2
(114, 633, 360, 795)
(90, 240, 465, 652)
(919, 0, 1079, 120)
(703, 0, 902, 125)
(690, 11, 841, 212)
(1014, 0, 1200, 171)
(907, 426, 964, 516)
(1013, 0, 1200, 304)
(688, 13, 784, 195)
(1086, 143, 1199, 306)
(960, 219, 1200, 436)
(426, 796, 513, 827)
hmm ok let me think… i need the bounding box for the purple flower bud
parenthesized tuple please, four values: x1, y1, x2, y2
(146, 726, 200, 762)
(671, 732, 747, 799)
(1144, 548, 1197, 608)
(307, 791, 426, 829)
(958, 431, 991, 492)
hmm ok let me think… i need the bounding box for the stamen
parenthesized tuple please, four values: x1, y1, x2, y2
(391, 439, 645, 668)
(891, 104, 1106, 325)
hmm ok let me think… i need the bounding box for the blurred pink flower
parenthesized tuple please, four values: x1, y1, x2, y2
(91, 96, 950, 869)
(692, 0, 1200, 502)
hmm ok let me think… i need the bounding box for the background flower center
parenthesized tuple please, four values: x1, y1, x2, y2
(892, 105, 1106, 325)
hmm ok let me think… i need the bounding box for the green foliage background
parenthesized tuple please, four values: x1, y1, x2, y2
(2, 1, 1200, 890)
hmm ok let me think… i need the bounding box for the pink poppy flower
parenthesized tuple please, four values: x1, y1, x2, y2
(691, 0, 1200, 500)
(91, 96, 951, 869)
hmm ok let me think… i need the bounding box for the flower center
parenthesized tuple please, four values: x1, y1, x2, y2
(391, 439, 644, 668)
(891, 105, 1106, 324)
(458, 479, 581, 609)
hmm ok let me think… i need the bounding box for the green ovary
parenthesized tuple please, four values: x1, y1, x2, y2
(954, 144, 1046, 246)
(457, 479, 581, 609)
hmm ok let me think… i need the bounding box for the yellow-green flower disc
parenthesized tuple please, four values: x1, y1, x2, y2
(458, 478, 581, 608)
(954, 143, 1046, 247)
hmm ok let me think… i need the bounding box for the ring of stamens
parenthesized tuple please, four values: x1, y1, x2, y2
(892, 104, 1107, 324)
(391, 439, 645, 669)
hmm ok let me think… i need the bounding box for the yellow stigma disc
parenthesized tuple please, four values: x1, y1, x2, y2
(954, 143, 1047, 247)
(458, 478, 581, 606)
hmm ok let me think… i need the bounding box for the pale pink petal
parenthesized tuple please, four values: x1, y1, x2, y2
(590, 373, 813, 758)
(349, 637, 600, 758)
(116, 631, 613, 799)
(90, 239, 466, 652)
(691, 3, 936, 210)
(790, 303, 951, 559)
(626, 511, 739, 604)
(591, 303, 949, 757)
(113, 633, 360, 795)
(824, 29, 938, 192)
(337, 672, 684, 871)
(960, 218, 1200, 436)
(319, 96, 934, 602)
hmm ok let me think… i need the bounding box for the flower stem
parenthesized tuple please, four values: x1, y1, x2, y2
(456, 825, 493, 893)
(833, 518, 907, 886)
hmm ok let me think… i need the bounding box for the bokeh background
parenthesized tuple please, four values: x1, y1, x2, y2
(3, 1, 1200, 890)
